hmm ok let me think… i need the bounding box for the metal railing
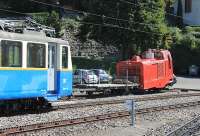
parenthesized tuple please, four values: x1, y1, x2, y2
(73, 74, 139, 85)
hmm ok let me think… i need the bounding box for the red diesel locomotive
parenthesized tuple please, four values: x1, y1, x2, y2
(116, 49, 176, 90)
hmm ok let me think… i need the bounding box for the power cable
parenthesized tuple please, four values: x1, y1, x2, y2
(28, 0, 159, 27)
(30, 0, 185, 20)
(80, 21, 163, 35)
(0, 8, 164, 36)
(119, 0, 184, 19)
(0, 8, 30, 16)
(29, 0, 192, 28)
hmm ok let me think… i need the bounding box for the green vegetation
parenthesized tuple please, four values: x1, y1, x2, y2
(1, 0, 200, 74)
(32, 11, 61, 37)
(79, 0, 168, 59)
(170, 26, 200, 74)
(72, 57, 118, 75)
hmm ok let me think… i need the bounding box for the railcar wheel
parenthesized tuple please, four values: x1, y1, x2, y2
(114, 89, 123, 96)
(110, 89, 118, 95)
(103, 89, 111, 96)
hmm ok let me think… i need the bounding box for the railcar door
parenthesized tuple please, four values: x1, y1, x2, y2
(48, 43, 57, 93)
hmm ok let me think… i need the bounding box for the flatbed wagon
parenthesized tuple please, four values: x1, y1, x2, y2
(73, 83, 138, 95)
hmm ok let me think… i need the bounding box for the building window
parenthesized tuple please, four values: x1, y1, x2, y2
(0, 40, 22, 67)
(62, 46, 68, 68)
(27, 43, 46, 68)
(185, 0, 192, 13)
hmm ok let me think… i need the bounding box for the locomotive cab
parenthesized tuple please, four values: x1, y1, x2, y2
(116, 49, 175, 91)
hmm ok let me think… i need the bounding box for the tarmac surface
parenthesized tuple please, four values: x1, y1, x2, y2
(173, 76, 200, 90)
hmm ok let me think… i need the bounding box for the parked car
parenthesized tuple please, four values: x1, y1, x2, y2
(73, 69, 98, 84)
(91, 69, 112, 83)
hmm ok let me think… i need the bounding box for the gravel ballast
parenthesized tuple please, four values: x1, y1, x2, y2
(1, 92, 200, 130)
(18, 105, 200, 136)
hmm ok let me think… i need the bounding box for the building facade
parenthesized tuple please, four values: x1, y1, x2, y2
(174, 0, 200, 25)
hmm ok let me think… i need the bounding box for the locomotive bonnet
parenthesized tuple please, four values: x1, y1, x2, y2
(116, 49, 176, 90)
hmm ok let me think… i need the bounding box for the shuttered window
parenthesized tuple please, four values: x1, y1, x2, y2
(185, 0, 192, 13)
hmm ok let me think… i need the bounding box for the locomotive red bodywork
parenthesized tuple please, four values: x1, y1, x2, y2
(116, 49, 175, 90)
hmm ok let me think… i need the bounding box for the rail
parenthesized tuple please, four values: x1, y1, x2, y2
(52, 93, 200, 109)
(166, 115, 200, 136)
(1, 100, 200, 135)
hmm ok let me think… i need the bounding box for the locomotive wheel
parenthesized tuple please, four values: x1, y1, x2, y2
(86, 91, 93, 96)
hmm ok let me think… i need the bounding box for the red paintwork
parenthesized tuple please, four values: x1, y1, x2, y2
(116, 49, 174, 90)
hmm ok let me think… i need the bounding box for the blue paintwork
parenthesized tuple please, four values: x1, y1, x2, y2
(56, 71, 73, 98)
(0, 70, 73, 101)
(0, 70, 47, 100)
(45, 94, 59, 101)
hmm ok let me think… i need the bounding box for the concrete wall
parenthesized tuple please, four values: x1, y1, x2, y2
(174, 0, 200, 25)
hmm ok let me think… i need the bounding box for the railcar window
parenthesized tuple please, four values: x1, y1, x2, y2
(62, 46, 68, 68)
(0, 40, 22, 67)
(27, 43, 46, 68)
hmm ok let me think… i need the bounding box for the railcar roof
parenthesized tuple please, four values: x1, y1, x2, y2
(0, 30, 69, 45)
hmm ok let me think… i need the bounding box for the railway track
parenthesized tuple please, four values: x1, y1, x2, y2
(1, 91, 198, 117)
(52, 92, 200, 110)
(1, 100, 200, 135)
(166, 115, 200, 136)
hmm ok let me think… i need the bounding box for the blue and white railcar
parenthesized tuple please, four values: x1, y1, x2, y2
(0, 30, 72, 102)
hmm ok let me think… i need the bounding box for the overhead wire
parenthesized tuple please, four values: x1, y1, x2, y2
(0, 7, 164, 36)
(80, 21, 163, 35)
(27, 0, 190, 31)
(0, 8, 30, 16)
(29, 0, 186, 21)
(119, 0, 194, 26)
(28, 0, 159, 27)
(28, 0, 169, 36)
(2, 0, 181, 36)
(119, 0, 185, 19)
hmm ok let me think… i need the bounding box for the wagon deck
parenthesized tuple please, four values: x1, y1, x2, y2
(73, 83, 138, 93)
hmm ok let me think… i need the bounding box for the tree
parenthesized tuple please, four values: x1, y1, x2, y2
(79, 0, 168, 59)
(0, 0, 59, 13)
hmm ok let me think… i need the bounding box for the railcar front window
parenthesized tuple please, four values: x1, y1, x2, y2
(27, 43, 46, 68)
(62, 46, 68, 68)
(0, 40, 22, 67)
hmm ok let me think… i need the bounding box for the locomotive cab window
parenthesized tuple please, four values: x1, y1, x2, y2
(0, 40, 22, 67)
(27, 43, 46, 68)
(154, 52, 164, 60)
(62, 46, 68, 68)
(168, 55, 172, 69)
